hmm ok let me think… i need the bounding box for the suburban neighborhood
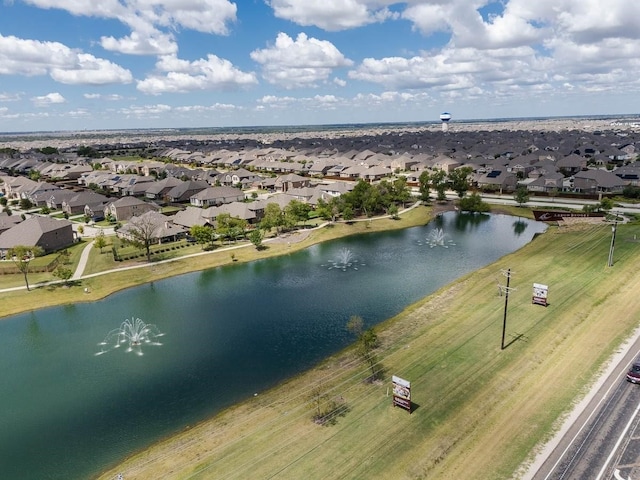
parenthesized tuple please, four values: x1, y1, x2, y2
(0, 120, 639, 263)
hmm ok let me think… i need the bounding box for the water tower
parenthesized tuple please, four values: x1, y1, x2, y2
(439, 112, 451, 132)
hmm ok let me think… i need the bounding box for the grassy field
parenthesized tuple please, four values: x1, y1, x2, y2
(92, 215, 640, 479)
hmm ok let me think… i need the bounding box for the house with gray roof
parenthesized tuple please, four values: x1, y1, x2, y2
(166, 180, 209, 203)
(614, 165, 640, 186)
(572, 169, 626, 194)
(116, 211, 186, 244)
(525, 172, 565, 193)
(172, 206, 213, 229)
(104, 197, 160, 221)
(274, 173, 310, 193)
(144, 177, 183, 201)
(557, 154, 587, 174)
(475, 168, 518, 193)
(190, 186, 245, 207)
(0, 216, 74, 255)
(217, 168, 262, 187)
(202, 202, 261, 225)
(62, 191, 110, 216)
(0, 213, 23, 234)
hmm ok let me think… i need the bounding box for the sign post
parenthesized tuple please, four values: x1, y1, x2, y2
(392, 375, 411, 413)
(532, 283, 548, 306)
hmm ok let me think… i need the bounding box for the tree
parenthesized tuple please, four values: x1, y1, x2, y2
(387, 203, 399, 219)
(458, 192, 490, 213)
(261, 203, 284, 235)
(431, 169, 448, 201)
(513, 186, 530, 207)
(341, 204, 354, 222)
(392, 176, 412, 207)
(53, 265, 73, 286)
(599, 197, 614, 212)
(216, 214, 247, 243)
(346, 315, 382, 381)
(126, 214, 162, 261)
(190, 225, 215, 249)
(8, 245, 44, 291)
(248, 228, 264, 250)
(418, 170, 431, 202)
(285, 200, 311, 227)
(94, 229, 107, 254)
(448, 166, 474, 198)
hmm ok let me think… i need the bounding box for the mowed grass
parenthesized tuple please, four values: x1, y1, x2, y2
(96, 219, 640, 480)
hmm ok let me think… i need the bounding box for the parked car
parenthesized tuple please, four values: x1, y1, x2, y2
(626, 361, 640, 383)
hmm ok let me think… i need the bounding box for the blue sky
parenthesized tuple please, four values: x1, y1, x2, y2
(0, 0, 639, 132)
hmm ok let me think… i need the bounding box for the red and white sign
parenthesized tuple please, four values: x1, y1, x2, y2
(532, 283, 549, 306)
(392, 375, 411, 412)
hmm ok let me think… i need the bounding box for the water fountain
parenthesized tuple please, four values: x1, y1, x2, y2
(417, 228, 456, 248)
(96, 317, 164, 356)
(323, 247, 364, 271)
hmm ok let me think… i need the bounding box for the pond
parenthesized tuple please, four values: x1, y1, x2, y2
(0, 212, 546, 479)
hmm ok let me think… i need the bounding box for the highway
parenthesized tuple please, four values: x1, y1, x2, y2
(528, 333, 640, 480)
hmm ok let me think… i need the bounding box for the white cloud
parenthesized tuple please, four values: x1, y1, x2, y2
(268, 0, 397, 31)
(25, 0, 237, 55)
(50, 54, 133, 85)
(101, 30, 178, 56)
(31, 92, 66, 107)
(0, 92, 22, 102)
(175, 103, 240, 112)
(401, 1, 545, 50)
(137, 54, 257, 94)
(0, 34, 76, 76)
(0, 34, 133, 86)
(83, 93, 125, 101)
(120, 103, 172, 118)
(251, 32, 353, 88)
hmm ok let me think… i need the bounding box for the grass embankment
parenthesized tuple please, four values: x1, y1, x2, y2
(97, 218, 640, 480)
(0, 204, 434, 318)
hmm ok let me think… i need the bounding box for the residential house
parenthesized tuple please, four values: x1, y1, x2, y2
(62, 191, 110, 216)
(0, 213, 22, 234)
(475, 169, 518, 193)
(104, 197, 160, 221)
(217, 168, 262, 187)
(166, 180, 209, 203)
(432, 156, 461, 173)
(572, 169, 626, 194)
(190, 186, 245, 207)
(274, 173, 310, 192)
(556, 154, 587, 175)
(0, 216, 74, 255)
(202, 201, 262, 225)
(172, 206, 214, 229)
(525, 172, 565, 193)
(116, 211, 186, 244)
(614, 165, 640, 186)
(144, 177, 183, 201)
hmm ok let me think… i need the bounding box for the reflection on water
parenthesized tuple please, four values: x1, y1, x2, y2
(0, 212, 546, 480)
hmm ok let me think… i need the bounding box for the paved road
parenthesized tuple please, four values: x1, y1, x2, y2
(525, 329, 640, 480)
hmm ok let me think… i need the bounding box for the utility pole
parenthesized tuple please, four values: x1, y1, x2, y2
(499, 268, 516, 350)
(608, 214, 618, 267)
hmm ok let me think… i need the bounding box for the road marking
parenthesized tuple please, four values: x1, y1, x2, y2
(596, 399, 640, 480)
(614, 469, 628, 480)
